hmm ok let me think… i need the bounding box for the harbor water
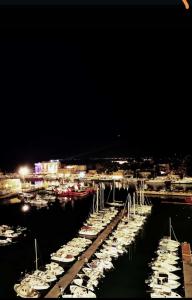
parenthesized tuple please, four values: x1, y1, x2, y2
(0, 189, 192, 298)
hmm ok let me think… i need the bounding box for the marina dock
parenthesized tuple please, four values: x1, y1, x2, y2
(182, 242, 192, 298)
(44, 209, 125, 298)
(0, 186, 45, 200)
(143, 190, 192, 199)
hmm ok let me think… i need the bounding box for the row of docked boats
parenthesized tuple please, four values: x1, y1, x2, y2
(0, 224, 26, 246)
(78, 207, 119, 239)
(146, 234, 182, 298)
(54, 184, 95, 198)
(19, 183, 95, 208)
(14, 236, 93, 298)
(60, 204, 152, 298)
(20, 192, 56, 208)
(14, 261, 65, 298)
(51, 237, 92, 263)
(14, 191, 152, 298)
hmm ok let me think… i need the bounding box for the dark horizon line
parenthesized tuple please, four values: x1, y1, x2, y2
(1, 151, 192, 171)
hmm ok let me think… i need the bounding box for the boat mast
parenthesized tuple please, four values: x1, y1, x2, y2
(127, 195, 130, 221)
(133, 192, 135, 216)
(113, 180, 115, 203)
(92, 193, 95, 213)
(96, 186, 99, 213)
(169, 217, 171, 239)
(102, 182, 105, 209)
(35, 238, 38, 270)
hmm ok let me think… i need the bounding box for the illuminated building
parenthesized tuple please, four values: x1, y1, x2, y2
(35, 160, 60, 174)
(0, 178, 22, 195)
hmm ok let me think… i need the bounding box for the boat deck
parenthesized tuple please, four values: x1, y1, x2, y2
(182, 242, 192, 298)
(44, 209, 125, 298)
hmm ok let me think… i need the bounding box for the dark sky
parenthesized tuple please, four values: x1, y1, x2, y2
(0, 1, 185, 4)
(0, 5, 192, 170)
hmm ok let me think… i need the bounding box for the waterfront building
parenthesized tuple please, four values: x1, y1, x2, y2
(35, 160, 60, 174)
(0, 178, 22, 195)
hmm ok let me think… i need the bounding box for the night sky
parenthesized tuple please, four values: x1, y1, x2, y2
(0, 1, 186, 4)
(0, 5, 192, 171)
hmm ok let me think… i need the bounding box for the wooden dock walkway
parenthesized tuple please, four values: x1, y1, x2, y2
(44, 209, 125, 298)
(182, 242, 192, 298)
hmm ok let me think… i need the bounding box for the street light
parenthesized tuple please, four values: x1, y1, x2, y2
(18, 166, 30, 182)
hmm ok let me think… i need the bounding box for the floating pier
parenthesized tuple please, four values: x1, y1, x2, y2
(44, 209, 125, 298)
(182, 242, 192, 298)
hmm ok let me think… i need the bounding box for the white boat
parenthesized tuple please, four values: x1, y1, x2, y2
(156, 249, 178, 256)
(51, 253, 75, 263)
(14, 283, 39, 298)
(157, 253, 179, 261)
(0, 237, 12, 245)
(153, 271, 180, 281)
(159, 238, 180, 247)
(14, 239, 49, 295)
(148, 276, 181, 289)
(70, 285, 96, 298)
(151, 258, 178, 266)
(22, 275, 49, 290)
(45, 262, 64, 276)
(150, 290, 182, 298)
(73, 278, 95, 291)
(32, 269, 57, 283)
(151, 263, 181, 272)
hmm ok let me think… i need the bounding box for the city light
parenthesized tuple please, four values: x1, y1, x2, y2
(78, 171, 85, 178)
(112, 175, 123, 180)
(18, 166, 30, 177)
(65, 173, 70, 178)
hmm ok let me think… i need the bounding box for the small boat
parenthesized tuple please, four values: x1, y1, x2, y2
(14, 283, 39, 298)
(55, 187, 94, 198)
(152, 271, 180, 281)
(70, 285, 96, 298)
(0, 237, 12, 245)
(51, 253, 75, 263)
(14, 239, 49, 296)
(45, 262, 64, 276)
(32, 269, 57, 283)
(150, 290, 182, 298)
(22, 275, 50, 290)
(151, 263, 181, 272)
(148, 276, 181, 290)
(62, 294, 74, 298)
(184, 196, 192, 204)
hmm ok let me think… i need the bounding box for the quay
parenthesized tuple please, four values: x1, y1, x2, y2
(182, 242, 192, 298)
(161, 201, 192, 205)
(0, 186, 45, 200)
(44, 209, 125, 298)
(143, 190, 192, 199)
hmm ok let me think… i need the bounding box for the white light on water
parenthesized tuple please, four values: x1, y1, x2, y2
(21, 204, 30, 212)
